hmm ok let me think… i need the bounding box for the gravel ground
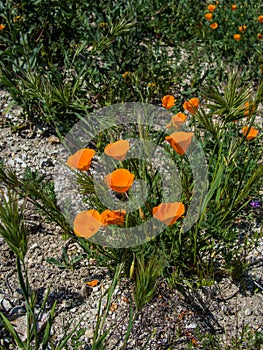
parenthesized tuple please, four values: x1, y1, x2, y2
(0, 90, 263, 349)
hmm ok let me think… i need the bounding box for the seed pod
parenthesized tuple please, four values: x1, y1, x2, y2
(129, 254, 135, 279)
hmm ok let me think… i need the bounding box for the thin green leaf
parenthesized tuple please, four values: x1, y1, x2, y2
(42, 301, 57, 350)
(0, 312, 25, 349)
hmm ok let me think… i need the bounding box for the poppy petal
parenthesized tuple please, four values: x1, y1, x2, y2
(162, 95, 176, 109)
(152, 202, 185, 226)
(165, 132, 194, 155)
(67, 148, 95, 171)
(104, 140, 130, 161)
(73, 210, 102, 238)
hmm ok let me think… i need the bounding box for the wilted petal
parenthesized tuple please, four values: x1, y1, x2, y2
(101, 209, 126, 225)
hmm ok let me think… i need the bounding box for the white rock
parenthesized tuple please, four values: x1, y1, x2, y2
(0, 298, 12, 311)
(85, 329, 94, 339)
(244, 308, 252, 316)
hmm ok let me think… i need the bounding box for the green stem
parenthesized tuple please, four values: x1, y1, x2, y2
(178, 227, 182, 257)
(193, 226, 197, 267)
(16, 258, 29, 302)
(119, 308, 138, 350)
(18, 259, 40, 349)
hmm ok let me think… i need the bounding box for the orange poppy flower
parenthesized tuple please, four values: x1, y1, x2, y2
(183, 98, 200, 114)
(241, 126, 259, 141)
(238, 25, 247, 33)
(210, 22, 218, 29)
(257, 33, 263, 40)
(167, 112, 187, 128)
(104, 140, 130, 161)
(258, 16, 263, 23)
(205, 13, 213, 21)
(0, 24, 5, 30)
(244, 102, 250, 115)
(162, 95, 176, 109)
(67, 148, 95, 171)
(105, 168, 135, 193)
(244, 102, 255, 116)
(233, 34, 241, 41)
(122, 71, 131, 79)
(73, 210, 102, 238)
(101, 209, 126, 225)
(165, 131, 194, 155)
(207, 4, 216, 12)
(152, 202, 185, 226)
(231, 4, 237, 10)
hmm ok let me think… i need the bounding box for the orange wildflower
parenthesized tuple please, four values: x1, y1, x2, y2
(86, 279, 99, 287)
(167, 112, 187, 128)
(162, 95, 176, 109)
(13, 16, 22, 23)
(183, 98, 199, 114)
(244, 102, 250, 115)
(241, 126, 259, 141)
(147, 83, 156, 88)
(73, 210, 102, 238)
(238, 25, 247, 33)
(244, 102, 255, 117)
(205, 13, 213, 21)
(165, 131, 194, 155)
(105, 168, 135, 193)
(0, 24, 5, 30)
(152, 202, 185, 226)
(210, 22, 218, 29)
(67, 148, 95, 171)
(233, 34, 241, 41)
(231, 4, 237, 10)
(207, 4, 216, 12)
(104, 140, 130, 161)
(101, 209, 126, 225)
(258, 16, 263, 23)
(257, 33, 263, 40)
(122, 71, 131, 78)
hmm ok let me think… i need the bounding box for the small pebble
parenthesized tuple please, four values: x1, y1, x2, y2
(0, 298, 13, 311)
(244, 308, 252, 316)
(85, 329, 94, 339)
(10, 306, 25, 316)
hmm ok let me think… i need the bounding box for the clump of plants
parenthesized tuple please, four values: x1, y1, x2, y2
(0, 1, 262, 348)
(58, 71, 262, 292)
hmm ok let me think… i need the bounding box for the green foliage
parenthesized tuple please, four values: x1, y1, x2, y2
(63, 328, 86, 350)
(46, 246, 83, 270)
(0, 190, 96, 350)
(198, 325, 263, 350)
(0, 189, 28, 260)
(133, 251, 164, 312)
(0, 163, 72, 235)
(92, 263, 126, 350)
